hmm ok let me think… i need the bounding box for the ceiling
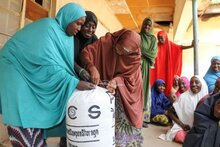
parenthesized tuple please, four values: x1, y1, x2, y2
(105, 0, 220, 41)
(106, 0, 175, 32)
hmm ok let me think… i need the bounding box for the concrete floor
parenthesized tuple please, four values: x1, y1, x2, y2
(142, 124, 181, 147)
(0, 124, 181, 147)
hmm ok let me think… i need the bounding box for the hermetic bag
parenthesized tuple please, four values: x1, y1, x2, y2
(66, 86, 115, 147)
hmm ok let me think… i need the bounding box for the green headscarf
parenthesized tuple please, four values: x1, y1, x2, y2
(140, 17, 158, 65)
(140, 17, 158, 114)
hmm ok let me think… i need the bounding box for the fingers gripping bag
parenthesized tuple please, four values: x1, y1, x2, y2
(66, 86, 115, 147)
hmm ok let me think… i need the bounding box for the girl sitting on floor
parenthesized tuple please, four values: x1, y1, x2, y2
(151, 79, 172, 126)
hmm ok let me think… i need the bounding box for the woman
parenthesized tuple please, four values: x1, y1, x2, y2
(160, 76, 208, 143)
(0, 3, 95, 146)
(171, 75, 180, 95)
(183, 92, 220, 147)
(170, 76, 190, 102)
(139, 17, 158, 127)
(197, 77, 220, 107)
(150, 31, 193, 96)
(59, 10, 98, 147)
(151, 79, 171, 126)
(177, 76, 190, 95)
(203, 56, 220, 93)
(74, 11, 98, 81)
(80, 28, 144, 147)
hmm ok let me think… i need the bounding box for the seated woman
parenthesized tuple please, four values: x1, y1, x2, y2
(171, 75, 180, 94)
(183, 92, 220, 147)
(151, 79, 172, 126)
(197, 77, 220, 107)
(177, 76, 190, 96)
(170, 75, 180, 100)
(203, 56, 220, 93)
(160, 76, 208, 143)
(170, 76, 190, 102)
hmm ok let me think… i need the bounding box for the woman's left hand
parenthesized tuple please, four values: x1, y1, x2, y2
(106, 79, 117, 95)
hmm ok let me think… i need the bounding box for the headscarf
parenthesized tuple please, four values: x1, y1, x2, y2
(84, 11, 98, 26)
(176, 76, 190, 97)
(56, 3, 86, 31)
(139, 17, 158, 66)
(204, 56, 220, 93)
(173, 75, 208, 128)
(164, 76, 209, 141)
(150, 31, 183, 96)
(80, 28, 144, 128)
(139, 17, 158, 108)
(74, 11, 98, 64)
(151, 79, 171, 117)
(183, 92, 220, 147)
(0, 3, 86, 128)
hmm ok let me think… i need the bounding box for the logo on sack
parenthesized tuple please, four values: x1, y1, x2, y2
(68, 106, 77, 119)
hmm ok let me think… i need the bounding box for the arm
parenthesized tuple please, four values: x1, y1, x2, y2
(80, 41, 101, 85)
(74, 63, 90, 81)
(181, 40, 194, 50)
(165, 106, 190, 131)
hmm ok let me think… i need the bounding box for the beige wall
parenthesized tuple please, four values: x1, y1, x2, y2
(182, 44, 219, 80)
(56, 0, 123, 37)
(179, 15, 220, 79)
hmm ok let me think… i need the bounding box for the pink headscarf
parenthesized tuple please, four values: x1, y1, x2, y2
(176, 76, 190, 97)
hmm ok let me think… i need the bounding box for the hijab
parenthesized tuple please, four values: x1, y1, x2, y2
(74, 11, 98, 64)
(183, 92, 220, 147)
(204, 56, 220, 93)
(80, 28, 144, 128)
(0, 2, 86, 128)
(139, 17, 158, 66)
(150, 31, 183, 96)
(151, 79, 171, 117)
(173, 75, 208, 127)
(176, 76, 190, 97)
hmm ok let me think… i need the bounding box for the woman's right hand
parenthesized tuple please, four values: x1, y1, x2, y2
(79, 68, 91, 81)
(89, 66, 100, 85)
(76, 81, 95, 90)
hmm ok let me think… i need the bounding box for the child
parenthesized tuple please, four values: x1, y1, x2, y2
(151, 79, 172, 125)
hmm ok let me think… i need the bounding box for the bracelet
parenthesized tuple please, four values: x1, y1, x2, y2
(79, 68, 84, 75)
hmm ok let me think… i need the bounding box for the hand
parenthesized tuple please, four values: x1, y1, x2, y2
(76, 81, 95, 90)
(89, 66, 100, 85)
(191, 40, 194, 47)
(79, 68, 90, 81)
(169, 94, 177, 103)
(106, 80, 117, 95)
(182, 124, 190, 131)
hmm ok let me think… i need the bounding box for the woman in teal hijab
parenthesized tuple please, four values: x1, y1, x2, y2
(204, 56, 220, 93)
(140, 17, 158, 127)
(0, 2, 95, 146)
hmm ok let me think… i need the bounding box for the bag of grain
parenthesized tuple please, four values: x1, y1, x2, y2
(66, 86, 115, 147)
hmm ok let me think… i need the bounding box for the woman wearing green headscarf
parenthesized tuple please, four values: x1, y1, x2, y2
(0, 2, 95, 146)
(140, 17, 158, 127)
